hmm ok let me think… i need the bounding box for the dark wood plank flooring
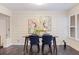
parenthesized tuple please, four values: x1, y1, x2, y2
(0, 45, 79, 55)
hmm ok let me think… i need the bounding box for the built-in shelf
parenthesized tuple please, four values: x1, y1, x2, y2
(69, 14, 79, 40)
(70, 15, 75, 26)
(70, 26, 75, 28)
(69, 15, 75, 39)
(70, 28, 75, 37)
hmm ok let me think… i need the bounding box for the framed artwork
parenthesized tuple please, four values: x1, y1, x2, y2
(28, 16, 52, 35)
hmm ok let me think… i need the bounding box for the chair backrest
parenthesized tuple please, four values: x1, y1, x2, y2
(29, 34, 39, 44)
(42, 34, 53, 44)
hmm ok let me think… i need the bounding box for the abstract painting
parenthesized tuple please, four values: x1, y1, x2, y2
(28, 16, 52, 35)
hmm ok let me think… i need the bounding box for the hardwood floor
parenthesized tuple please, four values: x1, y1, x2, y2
(0, 45, 79, 55)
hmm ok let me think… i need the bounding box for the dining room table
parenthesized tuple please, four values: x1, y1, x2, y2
(23, 34, 58, 55)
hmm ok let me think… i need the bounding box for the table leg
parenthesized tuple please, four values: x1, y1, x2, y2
(53, 37, 57, 55)
(24, 37, 29, 54)
(24, 38, 27, 54)
(26, 38, 28, 53)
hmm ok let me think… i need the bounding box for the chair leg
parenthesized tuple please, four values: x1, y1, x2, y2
(30, 44, 33, 54)
(53, 43, 57, 55)
(37, 44, 40, 53)
(42, 44, 44, 54)
(49, 44, 52, 54)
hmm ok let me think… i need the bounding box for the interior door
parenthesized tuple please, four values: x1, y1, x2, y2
(0, 19, 6, 46)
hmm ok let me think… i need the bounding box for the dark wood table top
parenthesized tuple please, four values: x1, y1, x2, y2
(23, 35, 58, 38)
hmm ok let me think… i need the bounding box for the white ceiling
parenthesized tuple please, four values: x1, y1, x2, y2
(0, 3, 78, 12)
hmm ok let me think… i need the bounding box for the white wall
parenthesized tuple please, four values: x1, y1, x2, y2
(66, 4, 79, 51)
(68, 4, 79, 41)
(69, 4, 79, 15)
(0, 17, 6, 46)
(11, 11, 69, 45)
(0, 14, 11, 47)
(0, 5, 12, 16)
(0, 5, 12, 47)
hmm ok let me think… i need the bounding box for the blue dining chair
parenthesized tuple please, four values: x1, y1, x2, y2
(29, 34, 40, 54)
(42, 34, 53, 54)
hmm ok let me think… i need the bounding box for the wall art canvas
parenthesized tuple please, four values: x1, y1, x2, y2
(28, 16, 52, 35)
